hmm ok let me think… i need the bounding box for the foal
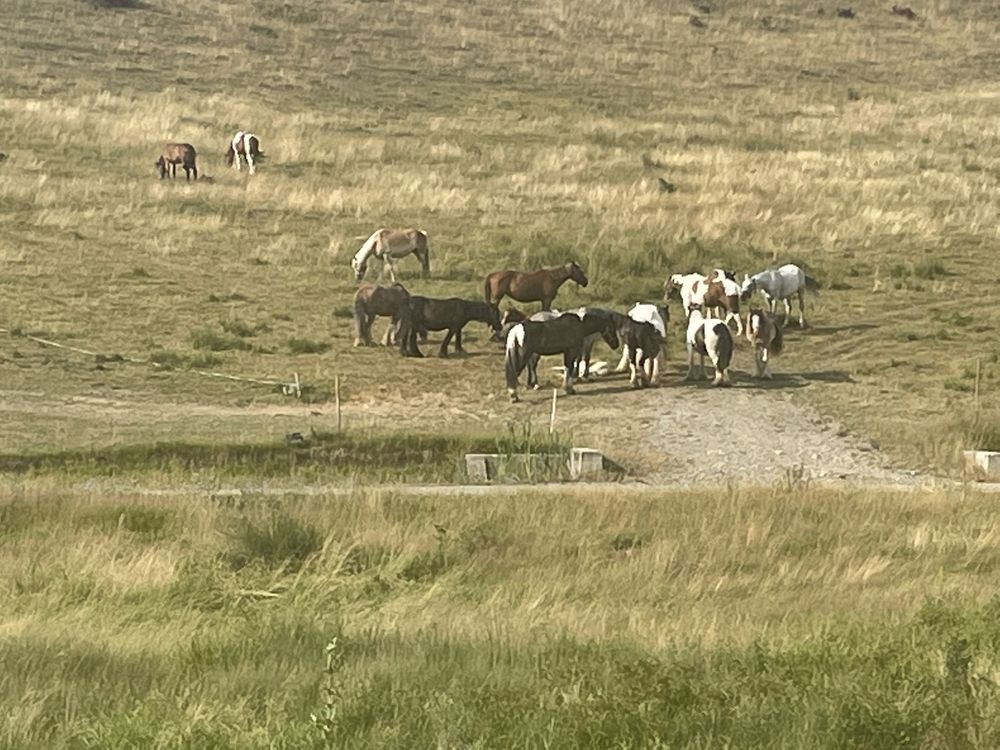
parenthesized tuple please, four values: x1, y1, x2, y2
(155, 143, 197, 181)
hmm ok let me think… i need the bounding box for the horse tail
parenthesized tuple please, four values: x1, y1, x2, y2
(352, 293, 368, 344)
(484, 273, 495, 304)
(713, 323, 733, 373)
(770, 322, 784, 358)
(419, 230, 430, 277)
(804, 274, 820, 294)
(504, 324, 525, 389)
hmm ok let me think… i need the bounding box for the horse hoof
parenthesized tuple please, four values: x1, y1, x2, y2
(438, 352, 449, 359)
(531, 384, 541, 391)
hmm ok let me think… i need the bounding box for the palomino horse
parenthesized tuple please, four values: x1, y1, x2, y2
(352, 228, 430, 282)
(485, 262, 588, 311)
(351, 283, 415, 356)
(745, 308, 783, 379)
(685, 304, 734, 386)
(155, 143, 197, 181)
(504, 312, 619, 402)
(614, 304, 667, 384)
(404, 297, 501, 358)
(225, 131, 263, 174)
(664, 271, 741, 333)
(740, 263, 819, 328)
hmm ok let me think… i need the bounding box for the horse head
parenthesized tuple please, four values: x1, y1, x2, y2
(154, 157, 167, 179)
(739, 275, 757, 301)
(568, 262, 589, 288)
(600, 317, 620, 351)
(224, 145, 236, 167)
(352, 256, 368, 281)
(485, 303, 502, 332)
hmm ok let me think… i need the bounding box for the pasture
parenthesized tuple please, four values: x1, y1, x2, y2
(2, 0, 1000, 745)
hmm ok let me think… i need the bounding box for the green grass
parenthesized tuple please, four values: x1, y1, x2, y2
(5, 483, 1000, 748)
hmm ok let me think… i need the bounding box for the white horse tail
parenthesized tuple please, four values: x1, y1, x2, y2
(803, 274, 820, 294)
(505, 324, 526, 391)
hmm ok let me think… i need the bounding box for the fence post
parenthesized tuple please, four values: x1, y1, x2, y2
(549, 388, 558, 435)
(335, 374, 342, 431)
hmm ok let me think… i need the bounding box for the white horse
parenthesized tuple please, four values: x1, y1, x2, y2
(740, 263, 819, 328)
(225, 131, 262, 175)
(745, 308, 783, 379)
(614, 303, 667, 384)
(352, 228, 430, 282)
(685, 305, 733, 386)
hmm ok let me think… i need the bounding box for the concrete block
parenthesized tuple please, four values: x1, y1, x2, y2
(570, 448, 605, 479)
(964, 451, 1000, 480)
(464, 454, 492, 482)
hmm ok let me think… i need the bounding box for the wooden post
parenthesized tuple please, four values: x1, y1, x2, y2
(293, 372, 301, 399)
(335, 374, 342, 431)
(549, 388, 558, 434)
(974, 358, 981, 411)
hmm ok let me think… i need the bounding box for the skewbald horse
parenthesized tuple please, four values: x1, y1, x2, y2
(352, 229, 430, 282)
(225, 131, 263, 175)
(484, 262, 588, 311)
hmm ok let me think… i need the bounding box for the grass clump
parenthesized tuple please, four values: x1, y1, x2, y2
(225, 512, 324, 572)
(190, 328, 252, 352)
(288, 337, 331, 354)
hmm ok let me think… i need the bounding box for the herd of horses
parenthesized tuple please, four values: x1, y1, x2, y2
(349, 228, 820, 402)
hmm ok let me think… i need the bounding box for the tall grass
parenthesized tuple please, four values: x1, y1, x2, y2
(3, 482, 1000, 747)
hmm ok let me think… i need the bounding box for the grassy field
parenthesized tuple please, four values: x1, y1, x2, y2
(1, 0, 998, 471)
(5, 482, 1000, 748)
(3, 1, 1000, 746)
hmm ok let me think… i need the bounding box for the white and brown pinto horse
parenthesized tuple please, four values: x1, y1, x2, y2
(740, 263, 819, 328)
(685, 305, 733, 386)
(225, 131, 263, 174)
(155, 143, 197, 181)
(353, 228, 430, 282)
(664, 271, 741, 334)
(745, 308, 783, 379)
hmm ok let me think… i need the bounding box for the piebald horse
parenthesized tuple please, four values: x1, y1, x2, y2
(225, 131, 263, 174)
(484, 262, 588, 311)
(614, 304, 667, 385)
(504, 312, 619, 402)
(685, 304, 733, 386)
(155, 143, 197, 181)
(740, 263, 819, 328)
(745, 308, 783, 379)
(352, 228, 430, 282)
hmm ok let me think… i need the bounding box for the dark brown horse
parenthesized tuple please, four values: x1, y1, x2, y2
(620, 319, 662, 388)
(504, 311, 619, 402)
(405, 297, 501, 358)
(155, 143, 198, 181)
(484, 262, 588, 311)
(225, 131, 263, 175)
(351, 283, 415, 356)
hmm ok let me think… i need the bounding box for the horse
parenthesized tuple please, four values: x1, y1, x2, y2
(664, 271, 741, 333)
(504, 312, 619, 403)
(351, 283, 416, 357)
(352, 228, 430, 282)
(155, 143, 197, 181)
(614, 304, 667, 384)
(740, 263, 819, 328)
(621, 318, 664, 388)
(404, 297, 500, 358)
(484, 262, 588, 311)
(685, 304, 733, 386)
(225, 131, 263, 175)
(745, 308, 783, 379)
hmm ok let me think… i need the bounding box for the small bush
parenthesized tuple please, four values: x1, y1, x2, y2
(220, 319, 256, 338)
(288, 338, 330, 354)
(191, 328, 251, 352)
(225, 512, 324, 572)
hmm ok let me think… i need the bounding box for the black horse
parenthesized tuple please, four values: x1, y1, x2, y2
(405, 297, 501, 358)
(504, 312, 620, 402)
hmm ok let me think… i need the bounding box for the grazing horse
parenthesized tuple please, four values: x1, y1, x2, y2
(485, 262, 588, 311)
(614, 304, 667, 384)
(740, 263, 819, 328)
(686, 305, 733, 386)
(352, 228, 430, 282)
(351, 283, 415, 356)
(504, 312, 619, 402)
(404, 297, 500, 358)
(745, 308, 784, 379)
(225, 131, 263, 175)
(155, 143, 197, 181)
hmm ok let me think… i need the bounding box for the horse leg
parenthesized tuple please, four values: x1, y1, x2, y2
(685, 345, 696, 381)
(386, 257, 398, 284)
(246, 152, 255, 175)
(615, 344, 630, 373)
(439, 329, 454, 358)
(454, 325, 465, 353)
(527, 354, 541, 389)
(761, 346, 772, 379)
(797, 290, 806, 328)
(562, 351, 576, 395)
(783, 297, 792, 323)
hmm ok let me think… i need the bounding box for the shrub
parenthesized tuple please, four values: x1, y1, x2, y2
(225, 512, 324, 572)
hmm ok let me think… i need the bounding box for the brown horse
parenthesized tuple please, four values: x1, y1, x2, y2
(404, 297, 501, 358)
(351, 283, 416, 356)
(225, 131, 263, 175)
(745, 308, 783, 379)
(484, 262, 588, 311)
(155, 143, 197, 181)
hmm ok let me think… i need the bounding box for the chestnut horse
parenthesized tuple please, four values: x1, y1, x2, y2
(484, 262, 588, 311)
(225, 131, 263, 175)
(351, 283, 416, 357)
(155, 143, 197, 181)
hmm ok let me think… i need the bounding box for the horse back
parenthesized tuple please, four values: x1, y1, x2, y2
(163, 143, 196, 165)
